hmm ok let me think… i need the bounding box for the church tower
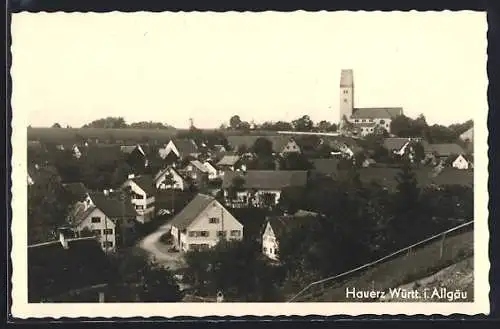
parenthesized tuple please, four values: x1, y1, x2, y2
(339, 69, 354, 127)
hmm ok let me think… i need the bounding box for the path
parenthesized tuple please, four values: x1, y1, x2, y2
(138, 221, 186, 271)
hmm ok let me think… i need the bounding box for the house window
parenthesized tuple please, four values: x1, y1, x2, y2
(263, 247, 267, 252)
(209, 217, 219, 224)
(354, 119, 359, 123)
(369, 119, 374, 122)
(200, 231, 209, 237)
(92, 229, 101, 236)
(188, 231, 196, 237)
(270, 248, 274, 254)
(102, 241, 113, 248)
(230, 230, 241, 237)
(362, 119, 366, 123)
(91, 217, 101, 223)
(103, 229, 113, 235)
(343, 99, 347, 103)
(135, 205, 144, 210)
(380, 119, 386, 124)
(217, 231, 227, 238)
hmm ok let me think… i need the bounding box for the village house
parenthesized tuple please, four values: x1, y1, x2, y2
(183, 160, 209, 188)
(203, 161, 219, 180)
(169, 194, 244, 252)
(221, 170, 308, 207)
(28, 231, 113, 302)
(158, 139, 199, 161)
(324, 136, 362, 158)
(120, 144, 149, 169)
(69, 191, 137, 252)
(338, 69, 403, 136)
(261, 212, 317, 261)
(121, 174, 156, 223)
(450, 154, 473, 170)
(154, 167, 187, 190)
(216, 155, 243, 173)
(424, 143, 466, 162)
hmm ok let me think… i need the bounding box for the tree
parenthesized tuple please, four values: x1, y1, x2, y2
(184, 240, 283, 301)
(28, 168, 72, 244)
(227, 176, 245, 202)
(239, 121, 251, 132)
(292, 115, 314, 132)
(279, 153, 313, 171)
(236, 144, 249, 155)
(316, 120, 337, 132)
(229, 115, 242, 130)
(108, 250, 181, 302)
(82, 117, 127, 129)
(251, 137, 273, 157)
(52, 123, 61, 128)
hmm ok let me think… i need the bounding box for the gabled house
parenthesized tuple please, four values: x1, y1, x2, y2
(221, 170, 308, 207)
(154, 167, 187, 190)
(279, 138, 301, 156)
(69, 191, 137, 251)
(159, 139, 199, 161)
(169, 194, 244, 252)
(184, 160, 209, 188)
(324, 136, 362, 158)
(28, 232, 113, 302)
(121, 144, 148, 169)
(203, 161, 219, 180)
(216, 155, 242, 173)
(261, 214, 317, 261)
(451, 154, 472, 170)
(121, 174, 156, 223)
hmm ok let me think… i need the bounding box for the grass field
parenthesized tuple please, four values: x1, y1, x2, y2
(294, 226, 474, 302)
(27, 127, 284, 143)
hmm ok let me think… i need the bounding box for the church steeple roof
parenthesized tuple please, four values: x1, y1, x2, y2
(340, 69, 353, 87)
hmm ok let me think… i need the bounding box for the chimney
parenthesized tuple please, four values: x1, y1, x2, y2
(128, 173, 135, 179)
(59, 230, 69, 250)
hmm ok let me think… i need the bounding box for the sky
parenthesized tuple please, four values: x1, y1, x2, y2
(11, 11, 487, 129)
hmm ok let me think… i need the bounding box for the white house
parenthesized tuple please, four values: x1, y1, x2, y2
(69, 192, 137, 253)
(121, 174, 156, 223)
(154, 167, 186, 190)
(452, 154, 470, 170)
(261, 213, 317, 261)
(203, 161, 219, 180)
(169, 194, 244, 252)
(280, 138, 301, 156)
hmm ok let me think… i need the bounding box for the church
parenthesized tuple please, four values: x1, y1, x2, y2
(339, 69, 403, 136)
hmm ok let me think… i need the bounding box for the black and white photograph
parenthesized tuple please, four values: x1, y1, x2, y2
(10, 11, 489, 317)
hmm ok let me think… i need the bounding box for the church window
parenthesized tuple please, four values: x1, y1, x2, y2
(343, 99, 347, 103)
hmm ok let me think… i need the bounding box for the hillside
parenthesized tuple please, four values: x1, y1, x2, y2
(379, 257, 473, 302)
(294, 226, 473, 302)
